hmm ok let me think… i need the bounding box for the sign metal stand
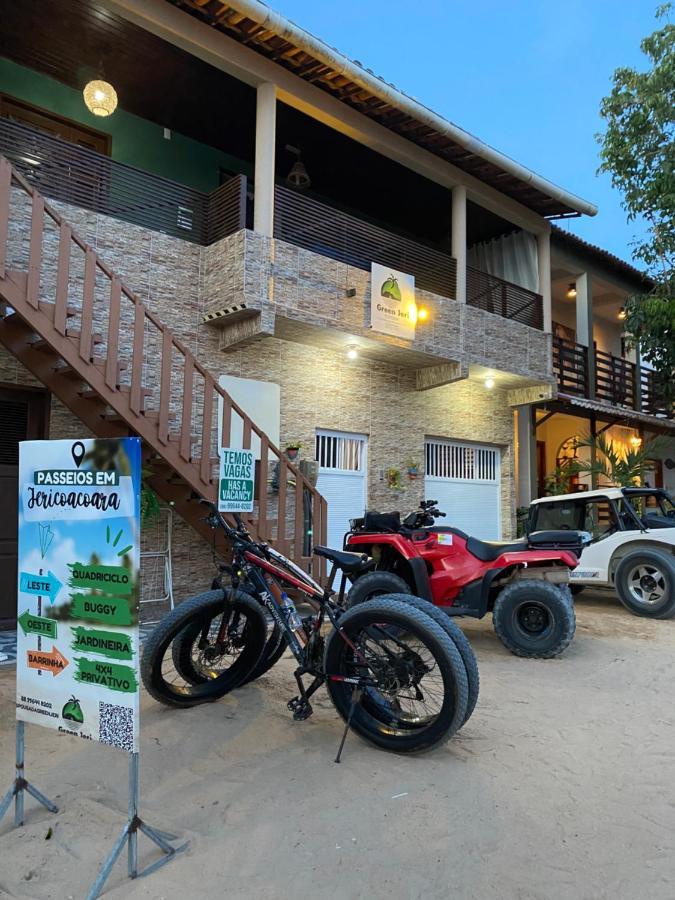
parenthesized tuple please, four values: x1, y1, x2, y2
(87, 751, 187, 900)
(0, 721, 58, 827)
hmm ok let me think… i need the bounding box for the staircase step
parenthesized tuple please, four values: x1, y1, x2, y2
(53, 359, 128, 382)
(38, 300, 78, 320)
(79, 384, 152, 403)
(30, 329, 103, 354)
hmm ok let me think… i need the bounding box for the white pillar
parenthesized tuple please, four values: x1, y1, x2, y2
(516, 407, 537, 506)
(451, 184, 467, 303)
(575, 271, 595, 398)
(254, 82, 277, 237)
(537, 230, 552, 332)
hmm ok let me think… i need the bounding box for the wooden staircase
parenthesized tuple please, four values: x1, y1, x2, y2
(0, 157, 327, 575)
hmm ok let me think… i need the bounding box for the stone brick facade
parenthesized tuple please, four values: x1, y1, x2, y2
(2, 200, 532, 609)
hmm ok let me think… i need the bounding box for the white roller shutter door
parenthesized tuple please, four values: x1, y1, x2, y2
(315, 430, 367, 550)
(425, 439, 501, 539)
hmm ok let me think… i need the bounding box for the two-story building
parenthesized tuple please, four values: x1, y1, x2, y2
(0, 0, 670, 627)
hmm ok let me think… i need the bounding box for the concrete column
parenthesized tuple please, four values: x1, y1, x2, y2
(575, 271, 596, 398)
(451, 184, 467, 303)
(254, 82, 277, 236)
(516, 406, 537, 506)
(537, 230, 552, 332)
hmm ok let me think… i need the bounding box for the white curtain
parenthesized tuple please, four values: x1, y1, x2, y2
(467, 230, 539, 292)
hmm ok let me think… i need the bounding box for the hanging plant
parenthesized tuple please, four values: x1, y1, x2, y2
(386, 467, 403, 490)
(140, 467, 161, 524)
(284, 441, 303, 461)
(403, 457, 420, 479)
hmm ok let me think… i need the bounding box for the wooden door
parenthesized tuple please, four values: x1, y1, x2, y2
(0, 387, 49, 628)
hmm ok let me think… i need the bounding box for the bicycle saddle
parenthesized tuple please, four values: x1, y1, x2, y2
(313, 546, 374, 574)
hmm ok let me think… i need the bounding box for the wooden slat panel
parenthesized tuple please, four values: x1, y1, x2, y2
(129, 302, 145, 414)
(294, 473, 304, 565)
(26, 192, 44, 308)
(0, 120, 246, 245)
(53, 222, 71, 335)
(180, 357, 195, 462)
(158, 329, 173, 445)
(79, 247, 95, 360)
(277, 458, 287, 550)
(105, 275, 121, 389)
(274, 184, 457, 299)
(0, 157, 11, 279)
(466, 265, 543, 330)
(553, 337, 588, 396)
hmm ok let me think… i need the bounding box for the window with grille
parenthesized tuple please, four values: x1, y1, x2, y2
(425, 440, 499, 482)
(315, 431, 366, 472)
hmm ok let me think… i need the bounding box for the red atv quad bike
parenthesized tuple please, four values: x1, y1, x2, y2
(344, 500, 590, 658)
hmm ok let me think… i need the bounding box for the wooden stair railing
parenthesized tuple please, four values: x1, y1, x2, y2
(0, 157, 327, 576)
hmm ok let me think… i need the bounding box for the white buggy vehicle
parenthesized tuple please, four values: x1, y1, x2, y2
(528, 487, 675, 619)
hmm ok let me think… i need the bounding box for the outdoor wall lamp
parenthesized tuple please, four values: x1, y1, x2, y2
(83, 80, 118, 117)
(618, 307, 627, 320)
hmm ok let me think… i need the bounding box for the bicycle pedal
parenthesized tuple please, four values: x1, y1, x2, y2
(292, 702, 313, 721)
(287, 696, 302, 712)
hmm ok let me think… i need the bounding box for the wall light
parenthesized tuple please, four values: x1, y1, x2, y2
(346, 345, 359, 360)
(566, 283, 577, 300)
(83, 79, 118, 117)
(618, 307, 627, 320)
(484, 376, 495, 390)
(630, 435, 642, 448)
(417, 306, 429, 322)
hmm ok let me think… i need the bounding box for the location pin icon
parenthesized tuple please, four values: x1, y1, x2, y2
(71, 441, 86, 468)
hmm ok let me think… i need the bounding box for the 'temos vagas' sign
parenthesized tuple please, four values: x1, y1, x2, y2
(218, 448, 255, 513)
(370, 263, 416, 339)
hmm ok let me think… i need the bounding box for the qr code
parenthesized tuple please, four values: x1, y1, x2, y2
(99, 701, 135, 752)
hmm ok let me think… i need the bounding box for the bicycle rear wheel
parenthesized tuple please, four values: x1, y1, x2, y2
(141, 590, 267, 707)
(324, 598, 469, 753)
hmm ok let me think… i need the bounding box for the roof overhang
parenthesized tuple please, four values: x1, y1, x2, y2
(538, 394, 675, 435)
(164, 0, 597, 219)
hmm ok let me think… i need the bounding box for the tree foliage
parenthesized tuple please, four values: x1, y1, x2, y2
(598, 5, 675, 402)
(572, 434, 664, 488)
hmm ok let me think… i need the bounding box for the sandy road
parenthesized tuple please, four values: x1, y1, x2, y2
(0, 590, 674, 900)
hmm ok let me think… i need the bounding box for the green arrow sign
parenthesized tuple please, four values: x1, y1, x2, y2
(68, 563, 132, 596)
(74, 657, 138, 694)
(71, 626, 133, 661)
(18, 609, 57, 640)
(70, 594, 133, 626)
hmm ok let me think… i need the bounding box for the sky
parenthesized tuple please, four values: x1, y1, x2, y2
(275, 0, 660, 264)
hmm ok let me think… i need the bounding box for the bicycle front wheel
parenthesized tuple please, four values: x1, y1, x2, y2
(141, 590, 267, 707)
(324, 598, 469, 753)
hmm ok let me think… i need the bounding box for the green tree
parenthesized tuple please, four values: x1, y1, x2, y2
(598, 4, 675, 406)
(572, 434, 663, 488)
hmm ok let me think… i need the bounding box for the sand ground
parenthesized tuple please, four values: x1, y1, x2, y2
(0, 590, 674, 900)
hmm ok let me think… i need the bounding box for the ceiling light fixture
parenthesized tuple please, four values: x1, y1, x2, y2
(566, 283, 577, 300)
(618, 307, 627, 320)
(346, 345, 358, 360)
(285, 145, 311, 190)
(484, 376, 495, 390)
(417, 306, 429, 322)
(83, 79, 118, 117)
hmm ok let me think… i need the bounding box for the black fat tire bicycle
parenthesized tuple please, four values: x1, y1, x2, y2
(141, 504, 479, 756)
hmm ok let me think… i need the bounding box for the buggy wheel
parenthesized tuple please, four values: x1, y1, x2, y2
(615, 551, 675, 619)
(492, 580, 576, 658)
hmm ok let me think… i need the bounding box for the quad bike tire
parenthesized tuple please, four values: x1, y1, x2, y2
(348, 581, 479, 727)
(614, 550, 675, 619)
(492, 580, 576, 659)
(346, 571, 412, 607)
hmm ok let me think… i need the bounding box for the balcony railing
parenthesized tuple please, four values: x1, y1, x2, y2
(552, 335, 669, 417)
(274, 185, 457, 299)
(0, 117, 246, 245)
(466, 265, 544, 330)
(553, 336, 588, 396)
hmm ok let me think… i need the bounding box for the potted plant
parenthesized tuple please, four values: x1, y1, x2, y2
(284, 441, 302, 462)
(385, 467, 402, 490)
(404, 456, 419, 480)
